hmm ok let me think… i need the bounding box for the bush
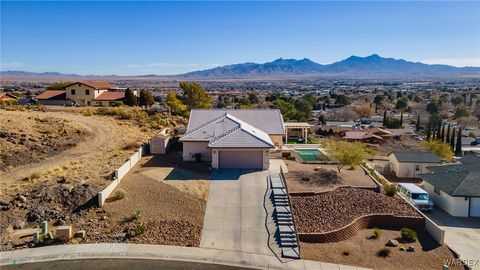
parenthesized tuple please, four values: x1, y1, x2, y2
(134, 223, 146, 236)
(384, 184, 397, 197)
(372, 227, 382, 239)
(401, 228, 418, 243)
(131, 210, 142, 220)
(81, 108, 93, 116)
(378, 247, 391, 257)
(124, 142, 141, 151)
(115, 189, 126, 200)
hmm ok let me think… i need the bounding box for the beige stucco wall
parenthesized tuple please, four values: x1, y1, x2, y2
(211, 148, 270, 170)
(423, 182, 469, 217)
(182, 141, 212, 161)
(269, 135, 283, 148)
(150, 136, 170, 155)
(65, 83, 106, 106)
(388, 154, 437, 178)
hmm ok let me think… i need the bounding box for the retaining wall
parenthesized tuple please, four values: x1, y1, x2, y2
(298, 214, 425, 243)
(98, 145, 147, 207)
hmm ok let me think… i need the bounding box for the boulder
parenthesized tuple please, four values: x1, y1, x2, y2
(387, 239, 399, 247)
(407, 245, 415, 252)
(13, 221, 26, 230)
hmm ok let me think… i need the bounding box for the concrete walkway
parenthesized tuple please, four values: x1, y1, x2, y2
(0, 243, 369, 270)
(426, 209, 480, 270)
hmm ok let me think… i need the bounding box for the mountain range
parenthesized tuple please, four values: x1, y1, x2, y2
(2, 54, 480, 79)
(181, 54, 480, 78)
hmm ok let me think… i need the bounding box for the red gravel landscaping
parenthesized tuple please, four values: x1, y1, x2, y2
(290, 187, 421, 233)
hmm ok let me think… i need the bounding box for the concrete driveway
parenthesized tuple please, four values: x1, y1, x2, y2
(200, 169, 273, 255)
(426, 208, 480, 269)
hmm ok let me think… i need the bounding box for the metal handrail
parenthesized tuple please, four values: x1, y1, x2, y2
(279, 165, 301, 258)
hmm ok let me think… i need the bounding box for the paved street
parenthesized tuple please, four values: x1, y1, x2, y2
(426, 208, 480, 269)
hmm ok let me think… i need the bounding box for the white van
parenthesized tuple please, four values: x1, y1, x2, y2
(397, 183, 433, 212)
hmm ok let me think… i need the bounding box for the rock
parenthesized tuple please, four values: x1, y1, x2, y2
(407, 245, 415, 252)
(13, 221, 26, 230)
(17, 195, 27, 203)
(75, 230, 86, 239)
(387, 239, 399, 247)
(56, 226, 72, 240)
(314, 167, 322, 171)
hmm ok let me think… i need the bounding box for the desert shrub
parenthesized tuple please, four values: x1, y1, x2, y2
(372, 227, 382, 239)
(131, 210, 142, 220)
(124, 142, 141, 151)
(401, 228, 418, 243)
(378, 247, 391, 257)
(134, 223, 146, 236)
(30, 172, 41, 180)
(81, 108, 93, 116)
(384, 184, 397, 197)
(115, 189, 126, 200)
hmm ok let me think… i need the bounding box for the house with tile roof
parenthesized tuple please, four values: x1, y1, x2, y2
(64, 81, 133, 106)
(180, 109, 285, 170)
(419, 155, 480, 217)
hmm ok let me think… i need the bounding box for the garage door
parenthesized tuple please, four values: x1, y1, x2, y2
(470, 197, 480, 217)
(219, 151, 263, 170)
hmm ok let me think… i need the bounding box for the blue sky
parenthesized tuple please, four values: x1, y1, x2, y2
(1, 1, 479, 75)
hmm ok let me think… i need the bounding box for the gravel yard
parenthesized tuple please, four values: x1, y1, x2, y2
(284, 159, 375, 193)
(290, 187, 421, 233)
(300, 228, 463, 270)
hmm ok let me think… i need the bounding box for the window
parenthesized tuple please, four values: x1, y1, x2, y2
(434, 186, 441, 195)
(415, 164, 420, 172)
(71, 89, 76, 95)
(86, 89, 90, 95)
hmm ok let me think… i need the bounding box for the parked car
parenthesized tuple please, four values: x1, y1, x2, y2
(396, 183, 433, 212)
(471, 138, 480, 146)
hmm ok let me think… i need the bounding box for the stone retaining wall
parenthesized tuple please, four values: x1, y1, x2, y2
(298, 214, 425, 243)
(289, 185, 380, 197)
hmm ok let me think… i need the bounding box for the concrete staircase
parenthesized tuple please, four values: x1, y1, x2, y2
(270, 173, 301, 259)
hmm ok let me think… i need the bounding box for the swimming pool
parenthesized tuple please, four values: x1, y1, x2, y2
(294, 149, 327, 162)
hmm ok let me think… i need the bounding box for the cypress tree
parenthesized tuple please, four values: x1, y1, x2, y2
(450, 128, 456, 150)
(446, 124, 451, 144)
(400, 112, 403, 128)
(382, 110, 387, 126)
(426, 122, 431, 141)
(455, 127, 462, 157)
(440, 123, 445, 142)
(436, 120, 442, 140)
(124, 88, 138, 106)
(415, 115, 420, 131)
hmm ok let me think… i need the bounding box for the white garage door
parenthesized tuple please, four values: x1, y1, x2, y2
(219, 151, 263, 170)
(470, 197, 480, 217)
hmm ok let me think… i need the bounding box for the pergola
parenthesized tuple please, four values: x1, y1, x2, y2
(284, 122, 314, 143)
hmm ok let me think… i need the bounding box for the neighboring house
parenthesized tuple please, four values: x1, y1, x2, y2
(419, 155, 480, 217)
(388, 151, 441, 178)
(0, 92, 18, 100)
(35, 90, 69, 106)
(180, 109, 285, 170)
(64, 81, 116, 106)
(343, 127, 393, 144)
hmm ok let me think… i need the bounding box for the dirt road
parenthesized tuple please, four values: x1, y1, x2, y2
(0, 110, 152, 193)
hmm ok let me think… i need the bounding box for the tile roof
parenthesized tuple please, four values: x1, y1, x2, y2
(186, 109, 285, 135)
(35, 90, 66, 100)
(94, 91, 125, 101)
(390, 151, 441, 163)
(66, 81, 115, 90)
(0, 93, 18, 100)
(181, 113, 274, 148)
